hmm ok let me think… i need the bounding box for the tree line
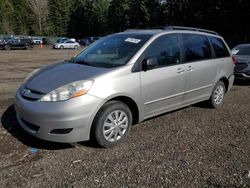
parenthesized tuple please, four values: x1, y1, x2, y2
(0, 0, 249, 46)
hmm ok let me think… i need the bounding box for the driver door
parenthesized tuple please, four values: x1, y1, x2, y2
(140, 34, 186, 118)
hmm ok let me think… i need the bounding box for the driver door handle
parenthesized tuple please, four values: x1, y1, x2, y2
(177, 67, 185, 74)
(187, 65, 194, 71)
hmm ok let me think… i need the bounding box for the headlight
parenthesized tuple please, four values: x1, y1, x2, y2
(24, 68, 41, 82)
(40, 80, 93, 102)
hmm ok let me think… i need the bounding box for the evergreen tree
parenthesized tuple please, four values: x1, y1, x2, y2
(127, 0, 149, 28)
(145, 0, 166, 28)
(92, 0, 109, 35)
(68, 0, 109, 37)
(48, 0, 73, 36)
(0, 0, 249, 45)
(0, 0, 14, 34)
(11, 0, 29, 35)
(108, 0, 129, 32)
(68, 0, 93, 38)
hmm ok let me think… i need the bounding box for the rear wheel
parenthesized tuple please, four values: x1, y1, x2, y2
(25, 45, 32, 50)
(74, 45, 78, 49)
(91, 101, 132, 148)
(209, 81, 226, 108)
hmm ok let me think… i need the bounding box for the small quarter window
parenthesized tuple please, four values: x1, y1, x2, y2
(209, 37, 230, 58)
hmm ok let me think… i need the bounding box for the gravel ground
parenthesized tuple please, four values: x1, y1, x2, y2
(0, 47, 249, 187)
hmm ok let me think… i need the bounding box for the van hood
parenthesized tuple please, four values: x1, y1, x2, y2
(25, 61, 111, 94)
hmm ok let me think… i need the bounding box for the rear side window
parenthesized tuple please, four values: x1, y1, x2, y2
(182, 34, 212, 63)
(209, 37, 230, 58)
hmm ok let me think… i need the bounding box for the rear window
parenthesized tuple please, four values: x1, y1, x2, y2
(182, 34, 212, 62)
(209, 37, 230, 58)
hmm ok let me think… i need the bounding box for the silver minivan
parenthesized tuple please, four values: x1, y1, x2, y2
(15, 27, 235, 147)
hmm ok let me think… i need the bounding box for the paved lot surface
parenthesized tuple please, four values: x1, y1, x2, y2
(0, 47, 249, 187)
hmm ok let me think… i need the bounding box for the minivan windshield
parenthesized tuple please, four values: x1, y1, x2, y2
(232, 45, 250, 56)
(73, 34, 152, 68)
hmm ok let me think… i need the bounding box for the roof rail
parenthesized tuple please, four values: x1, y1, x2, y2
(164, 26, 219, 35)
(123, 29, 162, 32)
(124, 29, 141, 32)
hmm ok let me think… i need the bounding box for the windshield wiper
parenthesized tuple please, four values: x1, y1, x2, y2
(75, 60, 120, 68)
(75, 60, 94, 66)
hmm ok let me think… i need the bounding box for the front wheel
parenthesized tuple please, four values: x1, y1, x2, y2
(209, 81, 226, 108)
(91, 101, 132, 148)
(74, 45, 78, 49)
(60, 45, 64, 49)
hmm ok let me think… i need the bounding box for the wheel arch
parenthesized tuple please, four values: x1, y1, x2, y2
(219, 77, 229, 92)
(106, 96, 140, 125)
(89, 95, 140, 144)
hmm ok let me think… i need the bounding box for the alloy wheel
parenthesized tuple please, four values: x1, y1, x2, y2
(214, 85, 224, 105)
(103, 110, 128, 142)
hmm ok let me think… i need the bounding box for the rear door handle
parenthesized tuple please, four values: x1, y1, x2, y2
(177, 67, 185, 73)
(187, 65, 194, 71)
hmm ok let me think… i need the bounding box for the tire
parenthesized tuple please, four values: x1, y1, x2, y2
(4, 45, 10, 50)
(25, 45, 32, 50)
(60, 45, 64, 49)
(209, 81, 226, 108)
(74, 45, 78, 49)
(91, 101, 132, 148)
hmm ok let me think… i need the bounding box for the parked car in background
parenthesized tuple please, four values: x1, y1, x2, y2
(56, 38, 68, 44)
(79, 36, 101, 46)
(32, 37, 43, 44)
(15, 26, 234, 148)
(0, 36, 13, 43)
(42, 37, 48, 45)
(0, 38, 34, 50)
(232, 44, 250, 80)
(53, 39, 80, 49)
(79, 38, 91, 46)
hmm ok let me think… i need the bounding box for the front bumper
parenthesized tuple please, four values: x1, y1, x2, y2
(14, 90, 103, 143)
(234, 72, 250, 80)
(234, 63, 250, 80)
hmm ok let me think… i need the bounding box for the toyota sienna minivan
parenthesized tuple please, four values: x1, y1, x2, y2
(15, 26, 235, 148)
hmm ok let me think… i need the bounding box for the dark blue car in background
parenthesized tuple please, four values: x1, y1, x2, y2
(232, 44, 250, 80)
(79, 37, 101, 46)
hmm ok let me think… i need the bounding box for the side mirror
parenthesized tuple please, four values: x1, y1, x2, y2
(142, 58, 158, 72)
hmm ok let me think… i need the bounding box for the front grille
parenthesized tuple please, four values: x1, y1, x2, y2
(21, 118, 40, 132)
(235, 63, 248, 71)
(20, 88, 45, 101)
(22, 96, 38, 101)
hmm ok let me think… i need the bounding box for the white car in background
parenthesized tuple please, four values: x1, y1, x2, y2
(32, 37, 43, 44)
(53, 39, 80, 49)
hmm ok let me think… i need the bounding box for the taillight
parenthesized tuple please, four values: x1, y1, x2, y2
(232, 56, 237, 64)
